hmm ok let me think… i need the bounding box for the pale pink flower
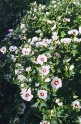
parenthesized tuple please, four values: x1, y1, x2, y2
(9, 46, 17, 52)
(39, 65, 50, 76)
(40, 121, 50, 124)
(51, 77, 62, 90)
(37, 54, 47, 65)
(17, 74, 28, 81)
(72, 100, 81, 109)
(0, 46, 6, 54)
(20, 88, 33, 101)
(22, 48, 31, 55)
(8, 29, 13, 33)
(31, 36, 39, 44)
(36, 42, 44, 47)
(61, 38, 71, 44)
(68, 29, 78, 36)
(38, 90, 47, 100)
(52, 32, 58, 41)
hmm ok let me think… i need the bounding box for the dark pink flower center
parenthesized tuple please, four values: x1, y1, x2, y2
(25, 93, 30, 97)
(44, 122, 48, 124)
(54, 80, 59, 86)
(75, 104, 78, 107)
(21, 34, 24, 38)
(2, 48, 5, 51)
(41, 57, 44, 61)
(42, 68, 46, 73)
(40, 92, 44, 96)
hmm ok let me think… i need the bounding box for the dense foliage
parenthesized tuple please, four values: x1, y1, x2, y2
(0, 0, 81, 124)
(0, 0, 49, 41)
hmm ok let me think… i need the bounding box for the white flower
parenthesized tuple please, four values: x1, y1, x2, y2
(20, 23, 27, 33)
(40, 65, 50, 76)
(69, 64, 74, 70)
(21, 83, 24, 87)
(63, 18, 70, 22)
(13, 117, 19, 124)
(10, 54, 16, 62)
(74, 37, 81, 42)
(9, 46, 17, 52)
(45, 78, 51, 82)
(72, 100, 81, 109)
(61, 38, 71, 44)
(35, 29, 41, 34)
(17, 74, 28, 81)
(52, 32, 58, 41)
(37, 54, 47, 65)
(40, 121, 50, 124)
(55, 98, 60, 103)
(20, 88, 33, 101)
(46, 12, 49, 14)
(15, 68, 23, 75)
(15, 63, 21, 67)
(38, 90, 47, 100)
(51, 24, 56, 31)
(26, 67, 31, 72)
(79, 26, 81, 34)
(0, 46, 6, 54)
(21, 24, 25, 29)
(68, 29, 78, 36)
(58, 102, 63, 106)
(22, 48, 31, 55)
(51, 77, 62, 90)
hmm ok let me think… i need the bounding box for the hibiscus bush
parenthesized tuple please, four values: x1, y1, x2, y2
(1, 0, 81, 124)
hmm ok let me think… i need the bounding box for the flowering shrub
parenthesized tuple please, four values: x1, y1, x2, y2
(1, 0, 81, 123)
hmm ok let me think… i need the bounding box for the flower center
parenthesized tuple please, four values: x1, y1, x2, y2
(20, 105, 24, 109)
(44, 122, 48, 124)
(75, 104, 78, 107)
(40, 92, 44, 96)
(21, 34, 24, 38)
(2, 48, 5, 51)
(73, 31, 76, 35)
(25, 93, 30, 97)
(41, 57, 44, 61)
(42, 68, 46, 73)
(54, 80, 59, 86)
(24, 50, 28, 53)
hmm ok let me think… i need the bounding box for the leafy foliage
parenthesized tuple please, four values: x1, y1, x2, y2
(0, 0, 81, 124)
